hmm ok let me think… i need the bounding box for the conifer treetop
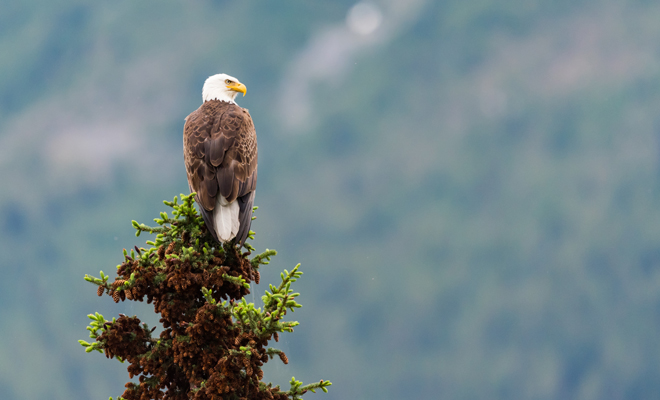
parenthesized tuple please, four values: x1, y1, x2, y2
(80, 193, 331, 400)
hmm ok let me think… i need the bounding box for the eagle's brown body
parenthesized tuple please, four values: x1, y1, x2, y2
(183, 100, 258, 245)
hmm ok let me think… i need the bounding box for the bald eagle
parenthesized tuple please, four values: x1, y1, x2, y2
(183, 74, 257, 245)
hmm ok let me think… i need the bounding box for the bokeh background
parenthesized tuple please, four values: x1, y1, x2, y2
(2, 0, 660, 399)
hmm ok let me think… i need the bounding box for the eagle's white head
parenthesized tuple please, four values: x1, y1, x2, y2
(202, 73, 247, 104)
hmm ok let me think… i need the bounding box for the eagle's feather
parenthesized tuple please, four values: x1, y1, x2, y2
(183, 98, 257, 245)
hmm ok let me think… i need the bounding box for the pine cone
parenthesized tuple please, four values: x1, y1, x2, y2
(112, 279, 126, 289)
(157, 245, 166, 260)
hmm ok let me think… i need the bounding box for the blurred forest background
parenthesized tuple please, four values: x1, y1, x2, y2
(2, 0, 660, 399)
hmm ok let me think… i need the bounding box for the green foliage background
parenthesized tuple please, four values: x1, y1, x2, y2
(1, 0, 660, 399)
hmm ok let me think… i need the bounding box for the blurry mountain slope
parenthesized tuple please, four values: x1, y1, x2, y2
(260, 2, 660, 399)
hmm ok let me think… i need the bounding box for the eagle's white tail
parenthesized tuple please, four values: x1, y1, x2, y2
(213, 196, 240, 242)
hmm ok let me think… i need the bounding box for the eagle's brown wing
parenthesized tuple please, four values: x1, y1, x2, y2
(183, 100, 258, 244)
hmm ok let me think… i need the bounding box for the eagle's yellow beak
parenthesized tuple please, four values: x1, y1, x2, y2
(226, 82, 247, 96)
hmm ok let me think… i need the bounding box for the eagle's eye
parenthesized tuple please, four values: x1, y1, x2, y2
(225, 79, 232, 84)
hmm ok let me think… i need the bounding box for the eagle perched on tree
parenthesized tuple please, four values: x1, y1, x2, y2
(183, 74, 257, 245)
